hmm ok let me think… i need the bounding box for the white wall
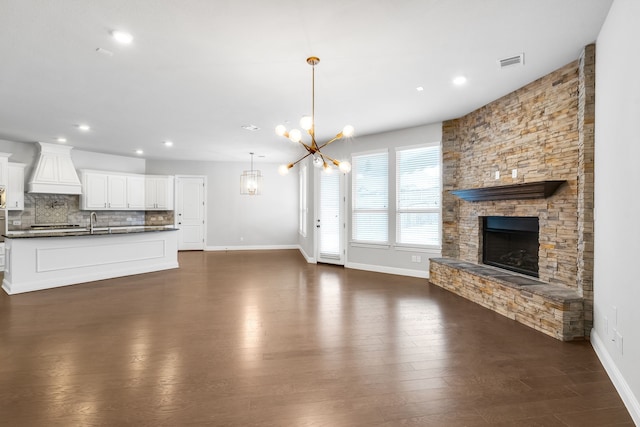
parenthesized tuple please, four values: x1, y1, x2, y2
(146, 159, 298, 249)
(593, 0, 640, 423)
(299, 123, 443, 276)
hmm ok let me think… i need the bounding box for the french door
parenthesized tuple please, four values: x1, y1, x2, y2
(316, 170, 345, 265)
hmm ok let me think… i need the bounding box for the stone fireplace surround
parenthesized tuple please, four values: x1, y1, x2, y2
(429, 44, 595, 341)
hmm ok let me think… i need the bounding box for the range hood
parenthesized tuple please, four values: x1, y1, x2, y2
(28, 142, 82, 194)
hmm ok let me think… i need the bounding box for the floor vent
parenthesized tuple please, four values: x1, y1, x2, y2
(498, 53, 524, 68)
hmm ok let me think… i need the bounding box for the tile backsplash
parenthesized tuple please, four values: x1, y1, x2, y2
(7, 194, 174, 231)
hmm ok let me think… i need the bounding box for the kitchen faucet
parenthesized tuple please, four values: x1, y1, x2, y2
(90, 212, 97, 234)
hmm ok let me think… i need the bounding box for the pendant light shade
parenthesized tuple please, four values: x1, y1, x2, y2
(240, 152, 262, 195)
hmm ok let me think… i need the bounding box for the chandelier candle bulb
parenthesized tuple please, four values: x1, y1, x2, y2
(288, 129, 302, 143)
(300, 116, 313, 131)
(275, 125, 287, 136)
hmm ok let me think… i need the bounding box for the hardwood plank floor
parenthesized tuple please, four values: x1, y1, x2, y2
(0, 250, 633, 426)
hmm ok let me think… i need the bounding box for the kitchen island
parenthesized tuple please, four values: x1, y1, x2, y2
(2, 227, 179, 295)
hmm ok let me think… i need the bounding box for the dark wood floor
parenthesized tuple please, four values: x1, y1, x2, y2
(0, 250, 633, 426)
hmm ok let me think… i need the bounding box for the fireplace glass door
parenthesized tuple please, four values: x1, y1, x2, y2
(482, 216, 539, 277)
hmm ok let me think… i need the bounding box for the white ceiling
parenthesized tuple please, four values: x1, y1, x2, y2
(0, 0, 613, 164)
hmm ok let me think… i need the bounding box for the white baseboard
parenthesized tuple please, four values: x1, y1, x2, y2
(205, 245, 299, 251)
(591, 329, 640, 425)
(346, 262, 429, 279)
(297, 246, 316, 263)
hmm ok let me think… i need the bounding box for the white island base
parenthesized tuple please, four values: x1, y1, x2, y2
(2, 230, 179, 295)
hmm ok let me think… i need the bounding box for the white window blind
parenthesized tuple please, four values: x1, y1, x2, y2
(299, 165, 308, 236)
(396, 144, 441, 246)
(319, 171, 341, 259)
(352, 151, 388, 243)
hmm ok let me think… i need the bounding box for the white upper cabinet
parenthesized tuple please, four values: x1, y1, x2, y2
(81, 171, 109, 209)
(145, 176, 174, 210)
(107, 174, 127, 209)
(7, 163, 26, 210)
(126, 175, 146, 210)
(80, 170, 174, 211)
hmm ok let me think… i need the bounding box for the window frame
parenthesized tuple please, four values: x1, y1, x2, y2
(395, 142, 442, 249)
(350, 149, 389, 245)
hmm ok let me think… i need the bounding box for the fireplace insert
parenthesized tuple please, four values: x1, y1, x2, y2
(482, 216, 539, 277)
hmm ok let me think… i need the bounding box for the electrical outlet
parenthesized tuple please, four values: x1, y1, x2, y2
(12, 220, 21, 225)
(415, 255, 421, 263)
(494, 170, 500, 180)
(240, 236, 244, 241)
(512, 169, 517, 178)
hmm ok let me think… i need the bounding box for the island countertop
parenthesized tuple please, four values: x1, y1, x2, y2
(3, 226, 178, 239)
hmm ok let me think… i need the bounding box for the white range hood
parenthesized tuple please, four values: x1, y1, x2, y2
(28, 142, 82, 195)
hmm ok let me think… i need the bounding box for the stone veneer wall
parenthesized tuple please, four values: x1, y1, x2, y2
(441, 45, 595, 337)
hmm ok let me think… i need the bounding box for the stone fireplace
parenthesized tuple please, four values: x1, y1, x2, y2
(429, 44, 595, 341)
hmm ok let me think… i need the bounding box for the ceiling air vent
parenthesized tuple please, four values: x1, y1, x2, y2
(498, 53, 524, 69)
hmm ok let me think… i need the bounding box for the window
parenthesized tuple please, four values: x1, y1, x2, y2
(352, 150, 388, 243)
(299, 164, 308, 236)
(396, 143, 441, 247)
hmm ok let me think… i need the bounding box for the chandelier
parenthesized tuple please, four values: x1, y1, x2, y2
(240, 152, 262, 195)
(276, 57, 353, 175)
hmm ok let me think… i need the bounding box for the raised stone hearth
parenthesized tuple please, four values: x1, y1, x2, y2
(429, 258, 584, 341)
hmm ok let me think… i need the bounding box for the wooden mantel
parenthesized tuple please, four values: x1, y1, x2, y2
(450, 180, 566, 202)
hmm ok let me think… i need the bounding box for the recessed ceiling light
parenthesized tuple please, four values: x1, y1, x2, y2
(77, 124, 91, 131)
(111, 30, 133, 44)
(135, 149, 144, 155)
(241, 124, 260, 131)
(416, 86, 424, 92)
(56, 137, 67, 143)
(453, 76, 467, 86)
(163, 140, 173, 147)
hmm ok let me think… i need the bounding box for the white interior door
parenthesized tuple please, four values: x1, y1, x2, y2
(176, 175, 206, 250)
(316, 170, 345, 265)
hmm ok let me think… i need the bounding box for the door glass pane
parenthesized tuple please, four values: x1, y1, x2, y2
(319, 172, 340, 259)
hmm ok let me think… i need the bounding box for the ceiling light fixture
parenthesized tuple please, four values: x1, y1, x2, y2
(56, 137, 67, 143)
(240, 152, 262, 195)
(77, 124, 91, 131)
(276, 57, 353, 175)
(135, 149, 143, 155)
(111, 30, 133, 44)
(416, 86, 424, 92)
(163, 140, 173, 147)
